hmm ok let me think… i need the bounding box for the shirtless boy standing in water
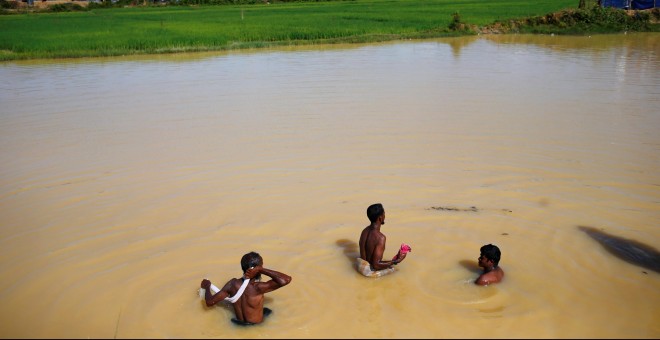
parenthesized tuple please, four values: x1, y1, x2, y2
(357, 203, 409, 277)
(200, 251, 291, 325)
(476, 244, 504, 286)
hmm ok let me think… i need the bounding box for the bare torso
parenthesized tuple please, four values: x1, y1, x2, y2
(359, 225, 388, 270)
(476, 267, 504, 285)
(230, 279, 266, 323)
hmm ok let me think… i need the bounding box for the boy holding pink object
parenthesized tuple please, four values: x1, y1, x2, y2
(357, 203, 411, 277)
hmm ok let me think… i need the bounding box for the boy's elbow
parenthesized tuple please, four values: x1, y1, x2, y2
(282, 276, 292, 286)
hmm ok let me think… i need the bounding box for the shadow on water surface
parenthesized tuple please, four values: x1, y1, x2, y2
(578, 226, 660, 274)
(459, 259, 481, 274)
(336, 238, 359, 268)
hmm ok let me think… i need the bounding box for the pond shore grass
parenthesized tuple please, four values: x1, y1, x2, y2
(0, 0, 657, 61)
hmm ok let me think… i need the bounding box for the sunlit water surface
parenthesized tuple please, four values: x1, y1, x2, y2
(0, 33, 659, 338)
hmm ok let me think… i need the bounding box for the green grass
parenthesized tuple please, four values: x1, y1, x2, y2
(0, 0, 633, 61)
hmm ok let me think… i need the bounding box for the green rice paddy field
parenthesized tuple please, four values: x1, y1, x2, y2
(0, 0, 612, 60)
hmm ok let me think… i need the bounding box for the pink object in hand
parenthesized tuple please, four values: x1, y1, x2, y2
(393, 243, 412, 261)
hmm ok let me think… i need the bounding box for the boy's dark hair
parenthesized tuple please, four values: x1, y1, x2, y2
(241, 251, 263, 272)
(480, 244, 501, 266)
(367, 203, 385, 223)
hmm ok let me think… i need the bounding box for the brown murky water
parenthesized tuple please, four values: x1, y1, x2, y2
(1, 33, 659, 338)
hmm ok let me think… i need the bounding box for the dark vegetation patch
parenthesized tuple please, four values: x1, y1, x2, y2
(473, 6, 660, 34)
